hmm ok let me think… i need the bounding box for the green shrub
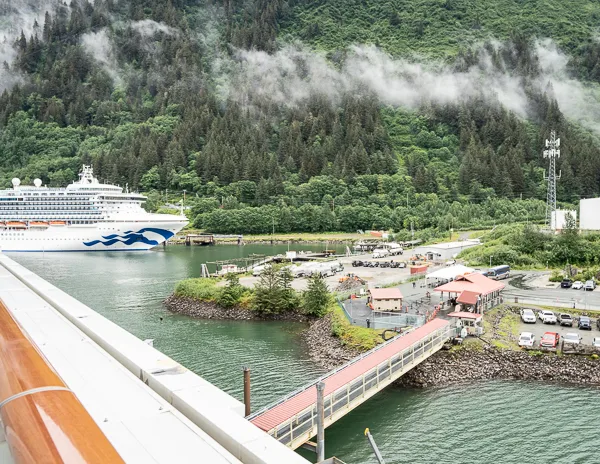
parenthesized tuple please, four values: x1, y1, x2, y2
(174, 278, 222, 301)
(216, 273, 247, 308)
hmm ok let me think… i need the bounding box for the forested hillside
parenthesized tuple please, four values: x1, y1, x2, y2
(1, 0, 600, 234)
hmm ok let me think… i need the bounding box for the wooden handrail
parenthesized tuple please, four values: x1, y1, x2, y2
(0, 300, 124, 464)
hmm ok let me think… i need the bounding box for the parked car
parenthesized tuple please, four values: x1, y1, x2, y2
(562, 333, 582, 345)
(584, 280, 596, 291)
(520, 309, 537, 324)
(540, 332, 560, 348)
(538, 310, 557, 324)
(557, 313, 574, 327)
(351, 260, 363, 267)
(578, 316, 592, 330)
(379, 261, 391, 268)
(593, 337, 600, 349)
(446, 259, 457, 266)
(572, 281, 584, 290)
(518, 332, 535, 347)
(561, 279, 573, 288)
(597, 318, 600, 331)
(521, 308, 537, 324)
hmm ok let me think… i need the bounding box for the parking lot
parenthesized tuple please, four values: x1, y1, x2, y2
(519, 309, 599, 347)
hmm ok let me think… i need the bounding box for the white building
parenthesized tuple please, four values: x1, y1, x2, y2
(412, 240, 481, 262)
(580, 198, 600, 230)
(551, 210, 576, 231)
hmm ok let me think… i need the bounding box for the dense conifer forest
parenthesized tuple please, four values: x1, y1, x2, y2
(1, 0, 600, 234)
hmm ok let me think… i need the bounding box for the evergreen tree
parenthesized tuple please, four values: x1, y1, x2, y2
(303, 274, 332, 317)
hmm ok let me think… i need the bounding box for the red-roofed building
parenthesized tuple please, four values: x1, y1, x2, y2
(368, 288, 403, 311)
(435, 273, 505, 313)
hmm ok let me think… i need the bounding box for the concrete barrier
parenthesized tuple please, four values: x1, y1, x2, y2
(0, 255, 308, 464)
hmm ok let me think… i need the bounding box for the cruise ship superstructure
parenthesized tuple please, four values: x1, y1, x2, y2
(0, 166, 188, 251)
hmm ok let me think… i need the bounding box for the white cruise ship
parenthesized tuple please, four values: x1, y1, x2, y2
(0, 166, 188, 252)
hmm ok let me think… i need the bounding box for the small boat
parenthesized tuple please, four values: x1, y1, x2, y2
(49, 221, 66, 226)
(217, 264, 239, 275)
(29, 221, 49, 228)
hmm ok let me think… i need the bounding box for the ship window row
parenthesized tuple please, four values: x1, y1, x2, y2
(0, 235, 95, 240)
(0, 207, 97, 210)
(17, 198, 93, 201)
(0, 208, 98, 211)
(1, 218, 102, 221)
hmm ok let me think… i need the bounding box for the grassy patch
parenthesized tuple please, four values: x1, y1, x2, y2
(330, 304, 382, 351)
(497, 310, 520, 339)
(174, 278, 222, 301)
(450, 338, 484, 352)
(481, 305, 520, 350)
(512, 303, 598, 317)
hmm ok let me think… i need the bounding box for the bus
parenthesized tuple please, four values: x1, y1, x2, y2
(487, 265, 510, 280)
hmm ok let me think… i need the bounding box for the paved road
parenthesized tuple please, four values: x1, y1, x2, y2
(505, 272, 600, 311)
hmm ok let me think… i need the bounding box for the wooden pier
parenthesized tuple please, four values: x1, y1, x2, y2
(183, 234, 215, 246)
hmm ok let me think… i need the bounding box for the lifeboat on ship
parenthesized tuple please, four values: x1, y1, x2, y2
(49, 220, 67, 226)
(7, 221, 27, 229)
(29, 221, 49, 228)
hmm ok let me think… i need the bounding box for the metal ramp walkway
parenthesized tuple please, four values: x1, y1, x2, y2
(248, 318, 453, 450)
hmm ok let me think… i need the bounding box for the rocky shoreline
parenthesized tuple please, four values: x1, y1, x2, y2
(397, 345, 600, 388)
(302, 314, 362, 370)
(164, 294, 312, 322)
(165, 297, 600, 388)
(164, 294, 360, 368)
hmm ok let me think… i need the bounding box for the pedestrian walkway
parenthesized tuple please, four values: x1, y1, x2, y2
(248, 318, 454, 450)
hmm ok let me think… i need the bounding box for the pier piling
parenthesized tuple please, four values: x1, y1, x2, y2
(243, 366, 251, 417)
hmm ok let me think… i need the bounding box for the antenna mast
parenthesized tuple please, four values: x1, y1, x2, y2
(543, 130, 561, 228)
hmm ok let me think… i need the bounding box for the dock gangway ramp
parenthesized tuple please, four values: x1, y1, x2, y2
(248, 318, 453, 450)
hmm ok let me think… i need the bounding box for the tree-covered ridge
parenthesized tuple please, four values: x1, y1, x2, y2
(0, 0, 599, 236)
(259, 0, 600, 59)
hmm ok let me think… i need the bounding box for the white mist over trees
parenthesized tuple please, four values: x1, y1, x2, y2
(1, 0, 600, 236)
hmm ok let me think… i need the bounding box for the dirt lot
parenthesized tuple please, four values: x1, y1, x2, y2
(239, 252, 435, 291)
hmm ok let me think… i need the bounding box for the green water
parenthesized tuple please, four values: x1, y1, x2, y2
(12, 246, 600, 464)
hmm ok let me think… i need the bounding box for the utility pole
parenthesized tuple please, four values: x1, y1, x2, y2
(316, 382, 325, 462)
(543, 130, 561, 228)
(489, 255, 493, 268)
(271, 217, 275, 244)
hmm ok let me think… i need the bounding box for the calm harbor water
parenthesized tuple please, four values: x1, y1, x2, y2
(12, 246, 600, 464)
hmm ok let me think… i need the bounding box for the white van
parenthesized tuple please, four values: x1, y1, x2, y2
(372, 248, 390, 259)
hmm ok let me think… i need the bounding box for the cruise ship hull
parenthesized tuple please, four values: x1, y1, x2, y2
(0, 219, 187, 252)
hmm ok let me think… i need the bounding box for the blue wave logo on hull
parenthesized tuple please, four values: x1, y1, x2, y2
(84, 228, 174, 247)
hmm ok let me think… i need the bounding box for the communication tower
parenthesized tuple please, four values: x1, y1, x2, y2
(543, 130, 561, 228)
